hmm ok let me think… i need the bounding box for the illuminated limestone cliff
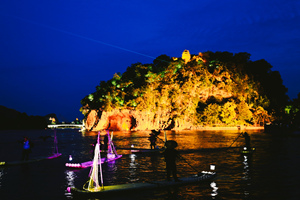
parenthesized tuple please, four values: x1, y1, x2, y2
(85, 109, 133, 131)
(80, 50, 286, 131)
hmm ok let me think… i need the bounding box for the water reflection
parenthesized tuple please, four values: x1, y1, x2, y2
(242, 154, 252, 199)
(165, 187, 179, 200)
(128, 154, 139, 182)
(0, 168, 4, 189)
(243, 155, 251, 180)
(210, 181, 218, 198)
(103, 160, 118, 184)
(65, 170, 76, 196)
(107, 160, 117, 170)
(149, 154, 159, 173)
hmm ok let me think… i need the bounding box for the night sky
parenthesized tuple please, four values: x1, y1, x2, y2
(0, 1, 299, 122)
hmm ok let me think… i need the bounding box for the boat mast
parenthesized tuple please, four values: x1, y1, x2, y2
(107, 130, 118, 155)
(98, 132, 104, 189)
(164, 130, 167, 143)
(53, 129, 59, 155)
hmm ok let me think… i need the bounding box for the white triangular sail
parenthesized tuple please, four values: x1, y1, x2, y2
(106, 130, 118, 159)
(83, 132, 103, 191)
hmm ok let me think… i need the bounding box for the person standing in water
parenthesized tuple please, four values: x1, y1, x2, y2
(149, 130, 160, 149)
(243, 132, 251, 149)
(163, 140, 180, 182)
(22, 137, 31, 160)
(148, 133, 157, 149)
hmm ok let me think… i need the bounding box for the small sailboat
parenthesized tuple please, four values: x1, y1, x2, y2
(83, 132, 104, 192)
(47, 128, 62, 159)
(65, 130, 122, 168)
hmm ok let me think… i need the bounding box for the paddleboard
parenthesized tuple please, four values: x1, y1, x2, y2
(0, 153, 62, 167)
(241, 147, 256, 154)
(68, 171, 216, 197)
(130, 148, 163, 154)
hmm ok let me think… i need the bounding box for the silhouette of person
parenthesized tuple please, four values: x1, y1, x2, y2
(148, 133, 157, 149)
(22, 137, 31, 161)
(99, 133, 109, 159)
(243, 132, 251, 149)
(103, 133, 109, 151)
(163, 140, 180, 182)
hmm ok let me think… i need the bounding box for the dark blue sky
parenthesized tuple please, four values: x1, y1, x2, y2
(0, 0, 299, 122)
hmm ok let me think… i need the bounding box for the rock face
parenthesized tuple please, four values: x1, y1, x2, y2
(85, 110, 100, 131)
(85, 110, 135, 131)
(83, 85, 234, 131)
(84, 108, 197, 131)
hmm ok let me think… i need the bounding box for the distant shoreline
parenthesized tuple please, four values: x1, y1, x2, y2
(178, 126, 264, 131)
(129, 126, 265, 131)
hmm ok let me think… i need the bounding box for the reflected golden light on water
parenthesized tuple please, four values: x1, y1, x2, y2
(165, 130, 245, 150)
(81, 130, 106, 137)
(3, 128, 297, 199)
(79, 130, 248, 152)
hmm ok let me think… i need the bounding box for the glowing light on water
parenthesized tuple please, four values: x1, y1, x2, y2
(69, 155, 72, 161)
(65, 170, 76, 187)
(107, 153, 116, 159)
(65, 170, 76, 196)
(243, 155, 250, 181)
(0, 169, 4, 188)
(65, 163, 81, 168)
(243, 155, 249, 169)
(130, 154, 136, 163)
(210, 181, 218, 198)
(129, 154, 139, 182)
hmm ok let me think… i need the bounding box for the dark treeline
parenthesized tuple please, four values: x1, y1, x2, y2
(80, 50, 295, 130)
(282, 93, 300, 129)
(0, 105, 51, 130)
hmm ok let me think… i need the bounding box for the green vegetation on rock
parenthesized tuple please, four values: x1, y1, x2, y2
(80, 51, 289, 130)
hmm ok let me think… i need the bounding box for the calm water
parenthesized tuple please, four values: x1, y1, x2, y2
(0, 129, 299, 200)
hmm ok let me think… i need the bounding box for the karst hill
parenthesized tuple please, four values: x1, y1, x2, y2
(80, 50, 288, 131)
